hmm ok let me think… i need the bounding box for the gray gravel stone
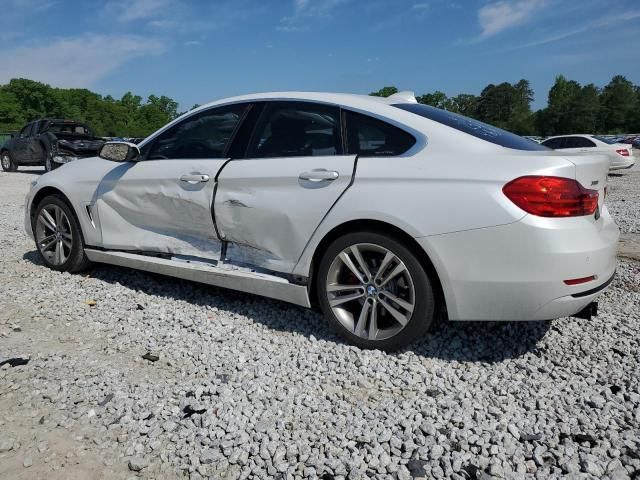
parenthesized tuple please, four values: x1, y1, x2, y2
(0, 162, 639, 478)
(0, 437, 14, 453)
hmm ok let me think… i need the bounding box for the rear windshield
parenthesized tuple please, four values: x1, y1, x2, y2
(592, 135, 616, 144)
(393, 103, 549, 151)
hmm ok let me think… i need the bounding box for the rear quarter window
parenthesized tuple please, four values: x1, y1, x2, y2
(394, 103, 549, 151)
(345, 110, 415, 157)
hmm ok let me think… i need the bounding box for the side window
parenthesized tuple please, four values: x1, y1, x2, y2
(575, 137, 596, 148)
(147, 104, 247, 160)
(345, 111, 416, 156)
(563, 137, 580, 149)
(247, 102, 341, 158)
(19, 124, 33, 138)
(542, 138, 564, 149)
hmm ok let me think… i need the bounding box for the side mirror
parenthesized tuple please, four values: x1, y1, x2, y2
(99, 142, 140, 162)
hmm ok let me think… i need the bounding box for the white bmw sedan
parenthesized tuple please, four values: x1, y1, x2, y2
(541, 134, 635, 171)
(25, 92, 619, 350)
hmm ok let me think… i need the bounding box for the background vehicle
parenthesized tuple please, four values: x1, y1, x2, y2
(620, 135, 640, 149)
(1, 119, 104, 172)
(540, 134, 635, 170)
(25, 92, 618, 351)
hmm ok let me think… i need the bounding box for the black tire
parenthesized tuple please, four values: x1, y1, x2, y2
(32, 195, 91, 273)
(1, 151, 17, 172)
(317, 231, 435, 351)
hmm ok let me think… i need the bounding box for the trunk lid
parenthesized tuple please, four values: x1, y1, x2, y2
(562, 152, 610, 216)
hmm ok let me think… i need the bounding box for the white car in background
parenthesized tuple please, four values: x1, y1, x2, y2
(24, 92, 619, 350)
(541, 134, 635, 171)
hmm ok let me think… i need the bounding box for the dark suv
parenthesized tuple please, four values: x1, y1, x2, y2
(1, 119, 104, 172)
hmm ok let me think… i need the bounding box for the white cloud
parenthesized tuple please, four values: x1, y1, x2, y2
(0, 34, 164, 87)
(497, 9, 640, 51)
(104, 0, 180, 23)
(477, 0, 548, 39)
(184, 40, 201, 46)
(278, 0, 347, 31)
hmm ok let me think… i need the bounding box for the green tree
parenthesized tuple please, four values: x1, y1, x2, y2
(447, 94, 479, 117)
(599, 75, 637, 133)
(369, 86, 398, 97)
(3, 78, 60, 122)
(0, 89, 25, 130)
(572, 84, 601, 133)
(416, 91, 449, 109)
(630, 86, 640, 132)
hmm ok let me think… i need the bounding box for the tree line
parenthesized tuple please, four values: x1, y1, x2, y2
(0, 75, 638, 138)
(371, 75, 640, 136)
(0, 78, 181, 137)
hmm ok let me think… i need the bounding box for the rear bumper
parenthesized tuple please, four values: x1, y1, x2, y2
(417, 207, 619, 321)
(610, 157, 635, 170)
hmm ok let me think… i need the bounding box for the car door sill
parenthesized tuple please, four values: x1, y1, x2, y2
(84, 249, 311, 308)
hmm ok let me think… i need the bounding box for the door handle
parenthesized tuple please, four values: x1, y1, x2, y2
(299, 170, 339, 182)
(180, 173, 210, 184)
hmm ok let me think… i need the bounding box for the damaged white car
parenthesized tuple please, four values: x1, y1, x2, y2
(25, 92, 619, 350)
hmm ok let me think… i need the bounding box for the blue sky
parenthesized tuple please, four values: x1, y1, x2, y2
(1, 0, 639, 110)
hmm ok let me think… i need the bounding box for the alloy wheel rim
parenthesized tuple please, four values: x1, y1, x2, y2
(1, 155, 9, 169)
(326, 243, 415, 341)
(35, 205, 73, 265)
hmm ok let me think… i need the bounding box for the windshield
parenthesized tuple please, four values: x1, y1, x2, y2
(48, 123, 90, 135)
(393, 103, 549, 151)
(592, 135, 617, 144)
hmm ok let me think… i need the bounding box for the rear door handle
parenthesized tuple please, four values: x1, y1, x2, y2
(180, 173, 210, 184)
(299, 169, 339, 182)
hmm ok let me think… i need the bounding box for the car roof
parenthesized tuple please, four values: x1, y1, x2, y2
(543, 134, 593, 140)
(191, 91, 417, 114)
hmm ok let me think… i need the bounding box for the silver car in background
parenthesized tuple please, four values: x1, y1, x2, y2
(25, 91, 619, 350)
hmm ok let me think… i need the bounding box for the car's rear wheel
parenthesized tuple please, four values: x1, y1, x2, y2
(1, 151, 16, 172)
(317, 231, 434, 351)
(33, 195, 91, 272)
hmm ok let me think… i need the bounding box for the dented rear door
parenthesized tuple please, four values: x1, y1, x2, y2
(214, 155, 357, 273)
(213, 100, 356, 273)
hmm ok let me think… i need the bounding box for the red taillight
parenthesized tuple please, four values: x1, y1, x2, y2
(616, 149, 630, 156)
(564, 275, 596, 285)
(503, 176, 599, 217)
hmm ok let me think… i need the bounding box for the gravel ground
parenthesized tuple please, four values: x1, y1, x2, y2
(1, 163, 639, 480)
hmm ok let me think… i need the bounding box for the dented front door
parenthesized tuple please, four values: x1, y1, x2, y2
(214, 155, 357, 273)
(94, 159, 225, 259)
(94, 103, 249, 260)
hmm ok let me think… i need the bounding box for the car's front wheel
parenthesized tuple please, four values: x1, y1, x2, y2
(1, 151, 16, 172)
(44, 150, 58, 172)
(317, 231, 435, 351)
(33, 195, 91, 272)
